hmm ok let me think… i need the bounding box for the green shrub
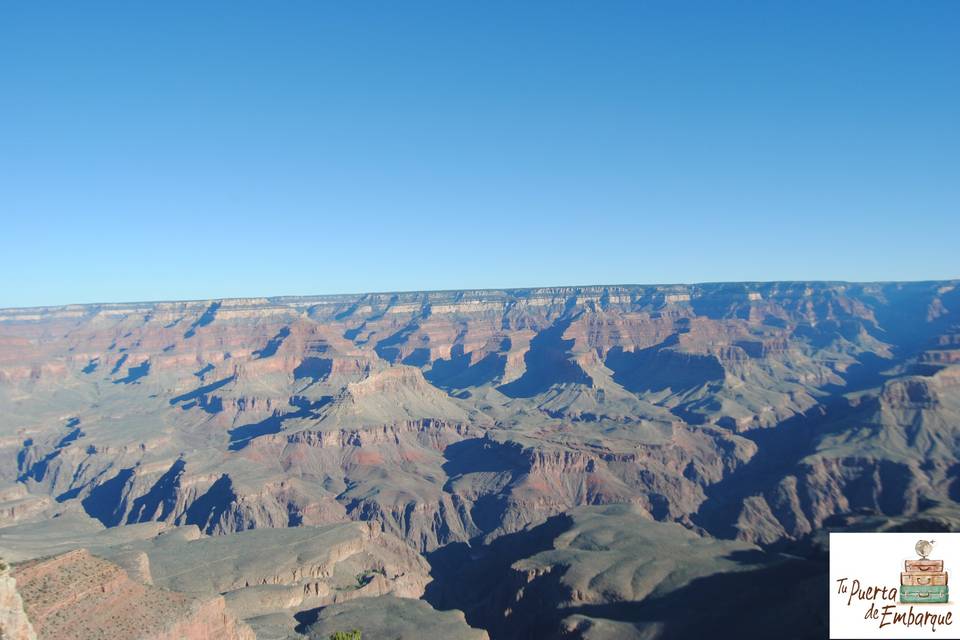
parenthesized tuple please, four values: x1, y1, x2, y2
(329, 631, 361, 640)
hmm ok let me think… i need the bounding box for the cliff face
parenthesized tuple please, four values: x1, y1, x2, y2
(0, 281, 959, 638)
(152, 597, 253, 640)
(1, 281, 959, 553)
(0, 520, 432, 638)
(0, 560, 37, 640)
(11, 549, 254, 640)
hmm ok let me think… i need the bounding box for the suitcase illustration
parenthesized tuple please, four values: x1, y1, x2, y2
(901, 572, 947, 586)
(905, 559, 944, 573)
(900, 584, 949, 604)
(901, 540, 948, 604)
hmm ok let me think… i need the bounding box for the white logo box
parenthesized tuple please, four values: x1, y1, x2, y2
(830, 532, 960, 639)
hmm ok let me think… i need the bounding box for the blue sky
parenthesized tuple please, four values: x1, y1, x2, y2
(2, 2, 958, 307)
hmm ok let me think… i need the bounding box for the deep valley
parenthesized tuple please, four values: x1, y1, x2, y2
(2, 280, 959, 639)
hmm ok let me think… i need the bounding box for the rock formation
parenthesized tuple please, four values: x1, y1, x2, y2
(11, 549, 254, 640)
(0, 557, 37, 640)
(300, 596, 488, 640)
(0, 280, 958, 638)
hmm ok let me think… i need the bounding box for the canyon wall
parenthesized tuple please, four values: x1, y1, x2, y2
(0, 281, 958, 638)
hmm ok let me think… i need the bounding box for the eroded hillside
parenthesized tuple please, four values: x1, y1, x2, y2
(1, 281, 958, 638)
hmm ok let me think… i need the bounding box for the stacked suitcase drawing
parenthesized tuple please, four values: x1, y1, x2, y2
(901, 558, 948, 604)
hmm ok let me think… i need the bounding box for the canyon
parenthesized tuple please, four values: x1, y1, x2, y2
(1, 281, 958, 638)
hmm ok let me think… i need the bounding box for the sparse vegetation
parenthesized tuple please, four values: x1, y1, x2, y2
(329, 630, 361, 640)
(352, 568, 386, 589)
(4, 282, 959, 640)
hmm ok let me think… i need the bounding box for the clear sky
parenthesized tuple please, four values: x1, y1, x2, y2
(2, 2, 958, 307)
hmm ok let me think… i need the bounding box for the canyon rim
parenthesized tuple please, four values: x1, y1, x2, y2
(1, 281, 959, 638)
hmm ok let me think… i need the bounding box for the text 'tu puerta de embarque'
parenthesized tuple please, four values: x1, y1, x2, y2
(836, 578, 953, 633)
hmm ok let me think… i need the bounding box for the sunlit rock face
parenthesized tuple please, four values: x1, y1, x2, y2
(11, 549, 254, 640)
(0, 281, 958, 638)
(0, 560, 37, 640)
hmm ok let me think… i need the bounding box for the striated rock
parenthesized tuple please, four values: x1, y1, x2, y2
(0, 558, 37, 640)
(0, 483, 51, 527)
(2, 282, 959, 554)
(12, 549, 254, 640)
(1, 281, 959, 638)
(141, 522, 430, 602)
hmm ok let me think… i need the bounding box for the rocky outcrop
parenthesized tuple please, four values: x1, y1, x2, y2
(153, 596, 254, 640)
(0, 484, 51, 526)
(12, 549, 254, 640)
(699, 367, 960, 544)
(122, 522, 433, 628)
(425, 505, 826, 639)
(301, 596, 489, 640)
(1, 280, 959, 637)
(0, 558, 36, 640)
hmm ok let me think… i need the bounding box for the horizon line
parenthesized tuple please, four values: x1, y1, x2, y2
(2, 277, 958, 313)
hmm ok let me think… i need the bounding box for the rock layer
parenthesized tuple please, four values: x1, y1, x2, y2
(12, 549, 254, 640)
(1, 281, 959, 638)
(0, 559, 37, 640)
